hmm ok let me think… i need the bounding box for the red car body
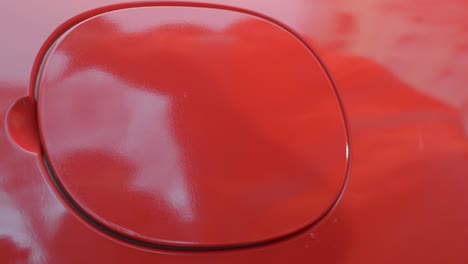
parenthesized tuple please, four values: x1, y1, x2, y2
(1, 0, 468, 263)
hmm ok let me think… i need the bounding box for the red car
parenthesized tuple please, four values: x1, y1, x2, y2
(1, 0, 468, 263)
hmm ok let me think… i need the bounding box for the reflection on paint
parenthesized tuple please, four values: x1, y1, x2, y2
(44, 68, 195, 223)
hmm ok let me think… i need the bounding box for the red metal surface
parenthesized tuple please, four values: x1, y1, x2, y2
(1, 0, 468, 263)
(36, 6, 347, 248)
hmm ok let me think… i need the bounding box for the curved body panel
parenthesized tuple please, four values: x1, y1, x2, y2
(1, 1, 467, 263)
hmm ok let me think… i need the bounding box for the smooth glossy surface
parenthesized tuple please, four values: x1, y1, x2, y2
(1, 0, 468, 263)
(6, 97, 40, 154)
(37, 6, 347, 248)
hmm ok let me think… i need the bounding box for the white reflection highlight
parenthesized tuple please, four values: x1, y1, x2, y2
(0, 152, 66, 263)
(44, 68, 194, 223)
(0, 191, 34, 253)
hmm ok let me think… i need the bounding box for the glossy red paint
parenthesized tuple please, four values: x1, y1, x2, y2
(1, 1, 468, 264)
(36, 6, 348, 248)
(6, 97, 40, 154)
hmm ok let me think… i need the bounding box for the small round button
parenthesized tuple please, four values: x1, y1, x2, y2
(37, 6, 348, 248)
